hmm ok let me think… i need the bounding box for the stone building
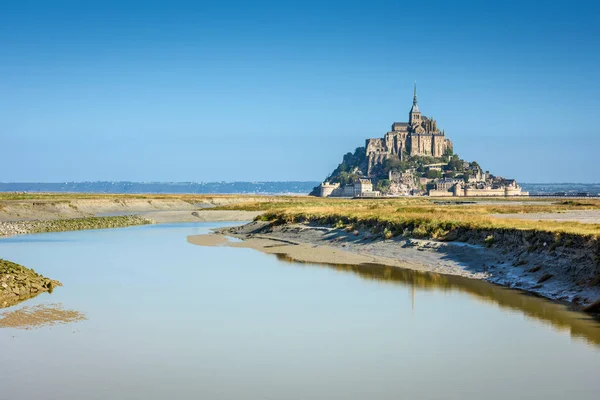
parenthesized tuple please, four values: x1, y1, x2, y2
(365, 84, 453, 176)
(318, 179, 380, 198)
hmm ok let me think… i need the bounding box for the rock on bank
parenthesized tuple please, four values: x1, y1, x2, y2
(0, 259, 61, 308)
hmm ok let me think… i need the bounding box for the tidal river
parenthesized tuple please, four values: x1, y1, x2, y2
(1, 222, 599, 400)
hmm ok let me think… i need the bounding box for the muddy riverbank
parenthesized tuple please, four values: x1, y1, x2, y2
(189, 220, 600, 310)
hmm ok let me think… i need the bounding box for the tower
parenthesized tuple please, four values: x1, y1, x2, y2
(409, 82, 421, 127)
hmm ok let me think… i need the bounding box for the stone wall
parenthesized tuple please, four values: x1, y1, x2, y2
(464, 188, 507, 197)
(429, 186, 527, 197)
(320, 183, 340, 197)
(429, 189, 453, 197)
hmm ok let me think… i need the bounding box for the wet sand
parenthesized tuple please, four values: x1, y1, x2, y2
(187, 225, 489, 279)
(0, 303, 86, 330)
(140, 210, 262, 223)
(491, 209, 600, 224)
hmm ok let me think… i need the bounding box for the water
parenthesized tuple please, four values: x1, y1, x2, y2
(0, 181, 319, 194)
(1, 223, 599, 400)
(1, 181, 599, 196)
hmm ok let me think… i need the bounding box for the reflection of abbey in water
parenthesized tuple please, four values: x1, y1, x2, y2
(365, 83, 453, 174)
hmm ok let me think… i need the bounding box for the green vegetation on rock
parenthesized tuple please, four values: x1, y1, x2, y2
(1, 259, 62, 308)
(0, 215, 153, 237)
(325, 147, 367, 184)
(320, 144, 482, 194)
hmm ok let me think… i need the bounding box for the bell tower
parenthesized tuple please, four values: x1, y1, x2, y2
(409, 82, 421, 127)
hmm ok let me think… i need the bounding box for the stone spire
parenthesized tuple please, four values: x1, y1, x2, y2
(410, 81, 420, 113)
(413, 81, 417, 105)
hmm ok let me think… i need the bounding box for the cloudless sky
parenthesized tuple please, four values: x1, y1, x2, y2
(1, 0, 599, 183)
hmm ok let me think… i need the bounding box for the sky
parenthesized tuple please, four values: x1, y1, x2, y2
(1, 0, 599, 183)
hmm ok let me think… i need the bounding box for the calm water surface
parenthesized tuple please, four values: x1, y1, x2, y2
(1, 222, 599, 400)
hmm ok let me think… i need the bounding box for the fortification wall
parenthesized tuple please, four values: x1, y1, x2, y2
(320, 184, 339, 197)
(429, 190, 453, 197)
(505, 188, 528, 196)
(464, 188, 506, 197)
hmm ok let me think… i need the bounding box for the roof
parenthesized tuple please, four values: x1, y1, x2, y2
(410, 103, 420, 113)
(393, 122, 408, 126)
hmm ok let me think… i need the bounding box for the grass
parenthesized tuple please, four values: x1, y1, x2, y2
(212, 197, 600, 237)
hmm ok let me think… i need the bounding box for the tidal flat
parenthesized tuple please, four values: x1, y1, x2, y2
(205, 195, 600, 308)
(2, 194, 600, 308)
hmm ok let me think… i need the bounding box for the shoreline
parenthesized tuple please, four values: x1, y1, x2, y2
(0, 209, 260, 308)
(0, 210, 262, 238)
(188, 220, 600, 311)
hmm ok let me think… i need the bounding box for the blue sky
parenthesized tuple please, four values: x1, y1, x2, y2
(1, 0, 598, 183)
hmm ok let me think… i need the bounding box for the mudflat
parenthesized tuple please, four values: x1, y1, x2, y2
(0, 197, 263, 223)
(491, 209, 600, 224)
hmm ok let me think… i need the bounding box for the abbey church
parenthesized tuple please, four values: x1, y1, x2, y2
(365, 84, 453, 175)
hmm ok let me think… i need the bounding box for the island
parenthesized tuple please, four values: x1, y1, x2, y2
(313, 84, 527, 197)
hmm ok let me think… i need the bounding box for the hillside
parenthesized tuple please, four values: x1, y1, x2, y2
(315, 146, 487, 195)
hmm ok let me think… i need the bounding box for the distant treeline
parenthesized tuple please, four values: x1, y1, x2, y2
(0, 181, 321, 195)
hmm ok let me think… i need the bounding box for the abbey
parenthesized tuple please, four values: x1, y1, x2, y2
(313, 83, 527, 198)
(365, 84, 452, 175)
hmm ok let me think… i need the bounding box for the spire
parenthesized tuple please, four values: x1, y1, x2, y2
(410, 81, 420, 114)
(413, 81, 417, 106)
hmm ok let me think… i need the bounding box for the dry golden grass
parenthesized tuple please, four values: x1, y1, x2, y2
(215, 197, 600, 237)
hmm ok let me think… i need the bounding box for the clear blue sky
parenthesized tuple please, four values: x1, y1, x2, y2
(1, 0, 598, 183)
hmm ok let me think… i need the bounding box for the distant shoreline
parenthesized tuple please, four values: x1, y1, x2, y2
(0, 195, 267, 229)
(0, 182, 599, 196)
(0, 181, 321, 195)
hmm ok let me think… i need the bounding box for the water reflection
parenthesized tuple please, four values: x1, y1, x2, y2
(275, 254, 600, 348)
(1, 223, 599, 400)
(1, 291, 52, 309)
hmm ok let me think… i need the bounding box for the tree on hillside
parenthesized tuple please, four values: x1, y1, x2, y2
(426, 170, 442, 179)
(383, 155, 410, 174)
(376, 179, 391, 193)
(463, 170, 472, 182)
(444, 171, 456, 178)
(448, 154, 464, 171)
(326, 146, 366, 183)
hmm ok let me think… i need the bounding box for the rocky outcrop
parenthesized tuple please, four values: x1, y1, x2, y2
(0, 259, 62, 308)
